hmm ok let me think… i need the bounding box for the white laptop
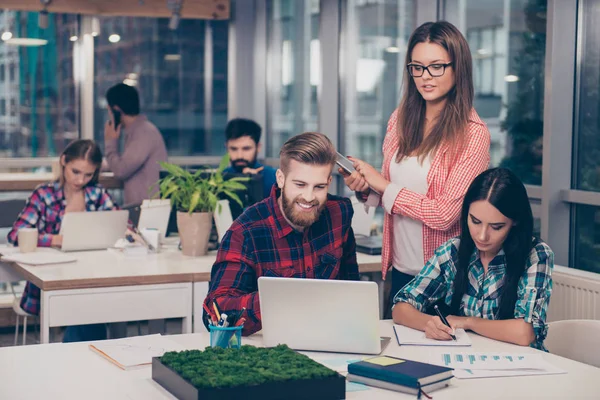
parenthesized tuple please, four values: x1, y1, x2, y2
(60, 210, 128, 252)
(258, 277, 387, 354)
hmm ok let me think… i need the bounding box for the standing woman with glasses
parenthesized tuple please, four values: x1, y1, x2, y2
(341, 21, 490, 316)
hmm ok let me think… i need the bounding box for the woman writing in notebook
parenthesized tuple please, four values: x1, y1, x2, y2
(7, 139, 119, 342)
(393, 168, 554, 350)
(342, 21, 490, 314)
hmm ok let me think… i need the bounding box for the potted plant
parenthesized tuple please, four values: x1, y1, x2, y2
(157, 155, 248, 256)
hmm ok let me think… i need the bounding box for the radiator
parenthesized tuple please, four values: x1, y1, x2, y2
(546, 266, 600, 322)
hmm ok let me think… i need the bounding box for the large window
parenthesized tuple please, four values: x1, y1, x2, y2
(342, 0, 416, 169)
(572, 0, 600, 274)
(93, 17, 228, 156)
(0, 11, 77, 158)
(266, 0, 320, 157)
(447, 0, 547, 185)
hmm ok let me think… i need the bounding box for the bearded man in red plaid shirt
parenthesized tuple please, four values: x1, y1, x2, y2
(204, 132, 359, 335)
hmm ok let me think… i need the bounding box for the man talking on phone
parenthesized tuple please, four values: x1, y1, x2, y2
(104, 83, 167, 205)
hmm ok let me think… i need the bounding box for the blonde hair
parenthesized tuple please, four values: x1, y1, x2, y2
(279, 132, 337, 173)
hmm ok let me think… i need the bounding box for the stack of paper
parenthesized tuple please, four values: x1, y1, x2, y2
(89, 334, 185, 370)
(432, 352, 567, 379)
(1, 248, 77, 265)
(393, 324, 472, 346)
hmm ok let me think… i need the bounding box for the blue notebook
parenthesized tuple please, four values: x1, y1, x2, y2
(347, 356, 453, 389)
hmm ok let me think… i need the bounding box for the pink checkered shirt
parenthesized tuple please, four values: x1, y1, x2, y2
(369, 109, 490, 280)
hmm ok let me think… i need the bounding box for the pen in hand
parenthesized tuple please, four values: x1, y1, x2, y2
(434, 305, 456, 341)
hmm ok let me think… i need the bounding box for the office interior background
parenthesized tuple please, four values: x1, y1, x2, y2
(0, 0, 598, 280)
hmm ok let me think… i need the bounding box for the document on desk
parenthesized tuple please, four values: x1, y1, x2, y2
(0, 248, 77, 265)
(393, 324, 472, 346)
(89, 334, 185, 370)
(433, 352, 567, 378)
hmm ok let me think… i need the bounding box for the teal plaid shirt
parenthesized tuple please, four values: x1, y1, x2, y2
(394, 237, 554, 350)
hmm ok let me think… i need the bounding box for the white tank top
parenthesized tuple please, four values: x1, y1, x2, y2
(389, 152, 431, 275)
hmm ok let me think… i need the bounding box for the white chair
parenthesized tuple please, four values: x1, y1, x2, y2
(10, 288, 36, 346)
(545, 319, 600, 368)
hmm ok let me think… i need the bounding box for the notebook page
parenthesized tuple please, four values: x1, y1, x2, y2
(393, 324, 472, 346)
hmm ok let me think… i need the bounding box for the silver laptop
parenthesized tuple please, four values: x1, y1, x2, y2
(60, 210, 128, 252)
(258, 277, 387, 354)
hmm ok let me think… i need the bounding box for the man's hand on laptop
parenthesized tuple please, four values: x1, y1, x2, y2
(51, 234, 63, 248)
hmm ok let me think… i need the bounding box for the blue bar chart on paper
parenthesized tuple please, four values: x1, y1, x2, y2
(439, 352, 546, 370)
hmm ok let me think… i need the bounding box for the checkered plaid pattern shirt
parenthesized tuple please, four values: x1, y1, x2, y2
(204, 187, 360, 336)
(366, 109, 490, 280)
(7, 181, 118, 315)
(394, 238, 554, 350)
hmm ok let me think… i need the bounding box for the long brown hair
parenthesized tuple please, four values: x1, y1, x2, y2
(396, 21, 473, 163)
(59, 139, 103, 186)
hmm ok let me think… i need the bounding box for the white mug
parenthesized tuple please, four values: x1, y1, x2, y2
(18, 228, 38, 253)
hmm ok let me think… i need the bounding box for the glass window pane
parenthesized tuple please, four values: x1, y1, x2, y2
(573, 205, 600, 274)
(573, 0, 600, 192)
(267, 0, 320, 157)
(451, 0, 547, 185)
(93, 17, 228, 156)
(342, 0, 416, 169)
(0, 10, 77, 158)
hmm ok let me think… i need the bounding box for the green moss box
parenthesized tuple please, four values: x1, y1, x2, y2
(152, 344, 346, 400)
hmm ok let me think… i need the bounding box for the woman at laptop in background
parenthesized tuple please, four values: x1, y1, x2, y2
(7, 139, 119, 343)
(393, 168, 554, 350)
(341, 21, 490, 317)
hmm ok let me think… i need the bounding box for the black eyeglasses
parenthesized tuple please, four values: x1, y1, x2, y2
(407, 62, 453, 77)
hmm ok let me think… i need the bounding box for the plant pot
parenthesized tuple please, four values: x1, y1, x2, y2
(177, 211, 213, 257)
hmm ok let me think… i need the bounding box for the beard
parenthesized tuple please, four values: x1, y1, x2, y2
(230, 155, 258, 173)
(280, 185, 327, 228)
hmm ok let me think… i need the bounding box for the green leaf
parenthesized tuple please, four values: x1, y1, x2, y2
(218, 153, 230, 174)
(223, 190, 244, 208)
(189, 190, 201, 214)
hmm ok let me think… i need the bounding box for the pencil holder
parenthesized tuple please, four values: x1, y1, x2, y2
(209, 325, 243, 349)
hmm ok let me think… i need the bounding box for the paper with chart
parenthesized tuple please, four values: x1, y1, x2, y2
(89, 334, 185, 370)
(434, 352, 567, 379)
(393, 324, 472, 346)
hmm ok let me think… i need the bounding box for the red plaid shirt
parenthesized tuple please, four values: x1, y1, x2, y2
(204, 187, 359, 336)
(368, 109, 490, 280)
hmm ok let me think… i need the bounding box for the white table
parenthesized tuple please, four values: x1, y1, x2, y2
(0, 245, 214, 343)
(0, 320, 598, 399)
(0, 246, 384, 342)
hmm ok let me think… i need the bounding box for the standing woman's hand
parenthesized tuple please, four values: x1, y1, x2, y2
(340, 168, 370, 195)
(350, 157, 390, 194)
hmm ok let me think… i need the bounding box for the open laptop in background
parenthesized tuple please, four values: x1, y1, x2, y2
(258, 277, 389, 354)
(59, 210, 128, 252)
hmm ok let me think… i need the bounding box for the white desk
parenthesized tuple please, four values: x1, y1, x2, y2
(0, 247, 384, 341)
(0, 245, 214, 343)
(0, 320, 598, 399)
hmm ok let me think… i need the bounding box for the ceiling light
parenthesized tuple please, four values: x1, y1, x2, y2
(167, 0, 183, 30)
(504, 75, 519, 82)
(91, 17, 100, 37)
(385, 46, 400, 53)
(477, 48, 491, 55)
(164, 54, 181, 61)
(123, 78, 137, 86)
(168, 12, 180, 30)
(108, 34, 121, 43)
(4, 38, 48, 46)
(69, 35, 78, 42)
(38, 10, 49, 29)
(1, 31, 12, 41)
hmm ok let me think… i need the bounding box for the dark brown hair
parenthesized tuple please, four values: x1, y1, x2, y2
(397, 21, 474, 163)
(60, 139, 103, 186)
(279, 132, 337, 173)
